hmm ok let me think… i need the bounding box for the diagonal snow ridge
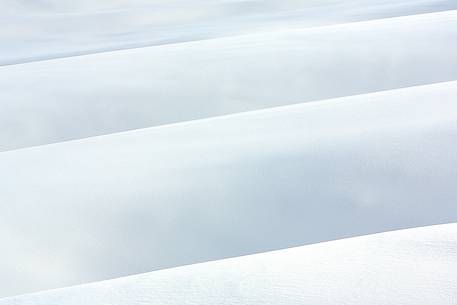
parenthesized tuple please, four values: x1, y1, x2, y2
(1, 80, 456, 296)
(1, 8, 456, 66)
(2, 79, 456, 153)
(2, 1, 457, 299)
(1, 9, 457, 151)
(1, 223, 456, 305)
(2, 0, 457, 66)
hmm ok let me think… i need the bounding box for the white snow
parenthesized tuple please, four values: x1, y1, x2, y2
(2, 0, 456, 65)
(1, 10, 457, 151)
(2, 0, 457, 299)
(1, 223, 456, 305)
(1, 81, 456, 296)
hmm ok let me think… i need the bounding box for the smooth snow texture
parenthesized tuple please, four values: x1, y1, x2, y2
(0, 81, 456, 297)
(1, 10, 457, 151)
(1, 0, 456, 65)
(1, 223, 456, 305)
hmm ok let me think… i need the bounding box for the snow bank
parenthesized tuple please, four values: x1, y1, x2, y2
(1, 223, 456, 305)
(1, 10, 457, 151)
(2, 0, 456, 65)
(1, 81, 456, 296)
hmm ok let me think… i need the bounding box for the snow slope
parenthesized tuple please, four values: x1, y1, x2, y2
(1, 223, 456, 305)
(1, 81, 456, 297)
(2, 0, 456, 65)
(1, 10, 457, 151)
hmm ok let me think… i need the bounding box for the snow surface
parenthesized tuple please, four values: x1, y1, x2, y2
(1, 10, 457, 151)
(2, 0, 457, 65)
(2, 0, 457, 299)
(1, 81, 456, 296)
(1, 223, 456, 305)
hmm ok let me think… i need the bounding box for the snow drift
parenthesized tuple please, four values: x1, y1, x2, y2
(1, 223, 456, 305)
(2, 0, 457, 65)
(1, 10, 457, 151)
(2, 0, 457, 299)
(1, 81, 456, 296)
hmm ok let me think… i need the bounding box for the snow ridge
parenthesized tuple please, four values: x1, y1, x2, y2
(1, 0, 457, 300)
(1, 224, 456, 305)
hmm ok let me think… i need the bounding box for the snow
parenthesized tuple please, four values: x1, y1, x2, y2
(2, 0, 457, 299)
(2, 0, 456, 65)
(1, 223, 456, 305)
(1, 10, 457, 151)
(1, 81, 456, 296)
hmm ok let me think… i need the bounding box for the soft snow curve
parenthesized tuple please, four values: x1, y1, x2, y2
(1, 10, 457, 151)
(1, 223, 456, 304)
(0, 81, 456, 296)
(2, 0, 457, 65)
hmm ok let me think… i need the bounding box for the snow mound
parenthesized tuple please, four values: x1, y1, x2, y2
(2, 0, 456, 65)
(1, 10, 457, 151)
(1, 223, 456, 305)
(1, 81, 456, 296)
(3, 0, 456, 300)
